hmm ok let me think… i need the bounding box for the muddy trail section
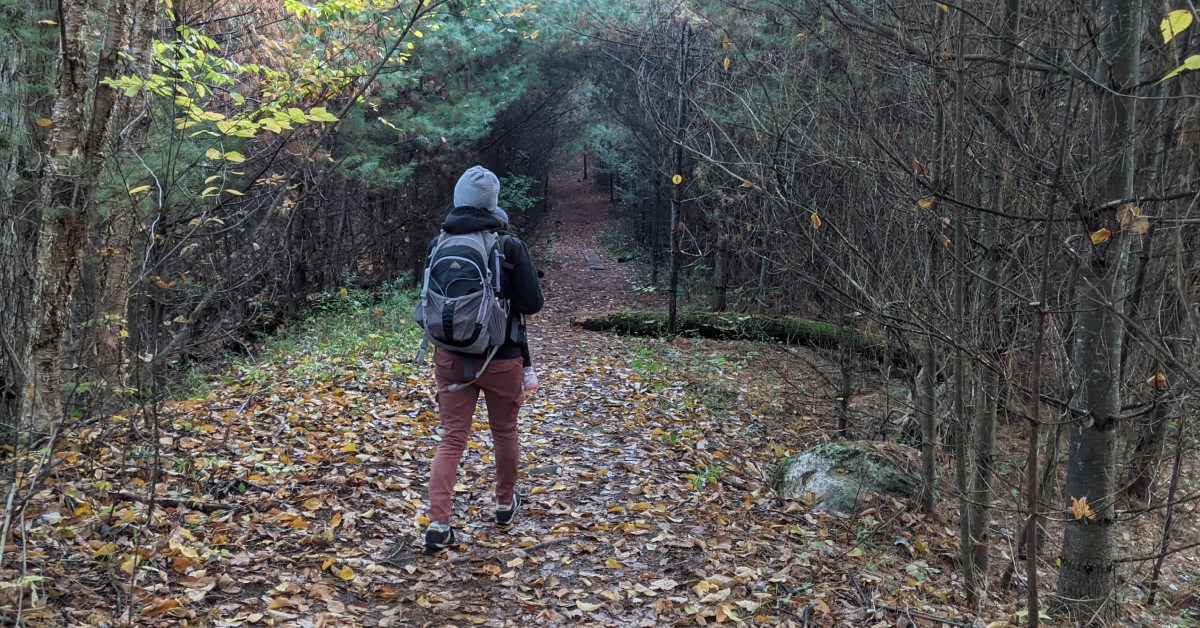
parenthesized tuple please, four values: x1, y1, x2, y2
(8, 168, 984, 627)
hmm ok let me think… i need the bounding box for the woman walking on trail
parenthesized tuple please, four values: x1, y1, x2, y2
(423, 166, 544, 553)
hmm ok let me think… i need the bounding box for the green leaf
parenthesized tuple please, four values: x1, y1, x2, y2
(204, 148, 222, 160)
(201, 186, 220, 197)
(1162, 10, 1193, 43)
(1160, 54, 1200, 82)
(223, 150, 246, 163)
(204, 175, 221, 184)
(287, 108, 307, 123)
(306, 107, 339, 123)
(128, 185, 152, 196)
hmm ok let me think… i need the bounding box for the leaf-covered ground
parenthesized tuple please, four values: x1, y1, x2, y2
(5, 170, 1196, 626)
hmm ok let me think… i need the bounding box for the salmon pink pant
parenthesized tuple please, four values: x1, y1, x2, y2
(427, 351, 524, 523)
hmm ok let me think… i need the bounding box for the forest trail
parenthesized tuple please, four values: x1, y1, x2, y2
(372, 170, 803, 626)
(11, 169, 979, 627)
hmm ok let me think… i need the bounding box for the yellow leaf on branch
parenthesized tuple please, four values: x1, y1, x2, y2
(1162, 10, 1193, 44)
(1089, 227, 1112, 245)
(1070, 495, 1096, 520)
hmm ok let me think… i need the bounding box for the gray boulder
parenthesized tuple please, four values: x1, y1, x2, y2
(773, 441, 920, 514)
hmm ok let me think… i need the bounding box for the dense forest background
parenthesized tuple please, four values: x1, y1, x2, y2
(2, 0, 1198, 625)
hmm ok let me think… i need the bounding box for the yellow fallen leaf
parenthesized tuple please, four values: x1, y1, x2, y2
(576, 600, 603, 612)
(322, 557, 336, 570)
(506, 557, 524, 568)
(35, 117, 53, 127)
(739, 181, 755, 188)
(93, 542, 118, 558)
(141, 597, 179, 617)
(416, 514, 431, 527)
(810, 211, 822, 231)
(629, 502, 652, 512)
(337, 565, 355, 580)
(917, 196, 935, 210)
(605, 557, 621, 569)
(340, 442, 358, 453)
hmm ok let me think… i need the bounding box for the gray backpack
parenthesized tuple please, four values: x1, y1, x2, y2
(412, 230, 510, 391)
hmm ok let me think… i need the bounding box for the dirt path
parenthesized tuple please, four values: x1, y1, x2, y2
(531, 165, 663, 337)
(361, 171, 807, 626)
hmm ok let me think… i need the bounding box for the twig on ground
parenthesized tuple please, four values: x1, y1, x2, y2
(444, 536, 572, 565)
(109, 492, 244, 514)
(876, 604, 972, 627)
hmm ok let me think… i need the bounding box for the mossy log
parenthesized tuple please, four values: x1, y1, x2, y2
(571, 310, 908, 365)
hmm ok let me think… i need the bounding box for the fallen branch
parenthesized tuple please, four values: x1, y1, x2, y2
(109, 492, 243, 514)
(876, 604, 973, 627)
(570, 310, 909, 366)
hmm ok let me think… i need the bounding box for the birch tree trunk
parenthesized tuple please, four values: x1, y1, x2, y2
(90, 0, 159, 401)
(2, 0, 149, 434)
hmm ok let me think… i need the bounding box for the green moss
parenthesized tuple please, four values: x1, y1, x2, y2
(808, 441, 917, 498)
(573, 309, 893, 360)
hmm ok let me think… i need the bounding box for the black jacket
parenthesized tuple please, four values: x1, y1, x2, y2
(429, 206, 543, 360)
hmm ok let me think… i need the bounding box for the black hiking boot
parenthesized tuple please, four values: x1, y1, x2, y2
(423, 521, 456, 554)
(496, 494, 521, 528)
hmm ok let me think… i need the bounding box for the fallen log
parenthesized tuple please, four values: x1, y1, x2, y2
(570, 310, 908, 366)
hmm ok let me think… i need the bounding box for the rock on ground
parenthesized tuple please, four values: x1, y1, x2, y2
(774, 440, 920, 514)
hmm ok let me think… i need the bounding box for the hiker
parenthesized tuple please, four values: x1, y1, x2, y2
(417, 166, 544, 553)
(492, 206, 539, 392)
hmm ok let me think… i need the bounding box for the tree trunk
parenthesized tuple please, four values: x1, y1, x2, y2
(667, 24, 689, 336)
(0, 1, 45, 442)
(90, 0, 158, 402)
(917, 340, 937, 515)
(948, 3, 975, 602)
(1055, 1, 1140, 621)
(969, 0, 1020, 584)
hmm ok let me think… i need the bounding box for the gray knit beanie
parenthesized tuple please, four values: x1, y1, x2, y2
(453, 165, 500, 210)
